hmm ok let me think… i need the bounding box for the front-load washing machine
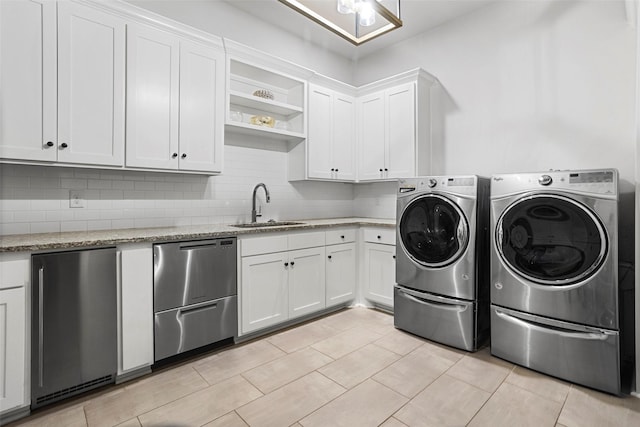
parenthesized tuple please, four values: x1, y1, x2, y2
(394, 175, 490, 351)
(490, 168, 634, 394)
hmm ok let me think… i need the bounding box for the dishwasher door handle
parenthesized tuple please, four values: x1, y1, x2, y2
(178, 300, 219, 315)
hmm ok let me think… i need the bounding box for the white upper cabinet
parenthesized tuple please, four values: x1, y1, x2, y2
(357, 70, 437, 182)
(126, 24, 180, 170)
(178, 40, 225, 173)
(126, 24, 224, 173)
(0, 0, 125, 166)
(306, 83, 356, 181)
(0, 0, 56, 162)
(57, 1, 126, 166)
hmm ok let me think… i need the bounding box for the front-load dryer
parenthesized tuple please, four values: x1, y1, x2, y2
(394, 175, 490, 351)
(489, 168, 634, 395)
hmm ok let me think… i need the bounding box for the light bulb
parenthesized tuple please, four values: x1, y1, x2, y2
(337, 0, 355, 14)
(358, 2, 375, 26)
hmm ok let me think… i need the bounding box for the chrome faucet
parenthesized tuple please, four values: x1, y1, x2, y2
(251, 183, 270, 223)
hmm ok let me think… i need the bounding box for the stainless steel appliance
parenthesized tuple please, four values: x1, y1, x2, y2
(394, 175, 490, 351)
(153, 238, 237, 361)
(31, 248, 117, 409)
(490, 169, 634, 394)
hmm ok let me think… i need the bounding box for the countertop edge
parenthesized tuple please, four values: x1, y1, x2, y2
(0, 218, 396, 253)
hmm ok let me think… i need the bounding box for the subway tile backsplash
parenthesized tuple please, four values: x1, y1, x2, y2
(0, 145, 395, 236)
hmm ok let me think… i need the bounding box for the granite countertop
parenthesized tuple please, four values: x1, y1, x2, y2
(0, 218, 396, 253)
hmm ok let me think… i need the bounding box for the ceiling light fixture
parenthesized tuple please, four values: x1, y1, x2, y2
(278, 0, 402, 46)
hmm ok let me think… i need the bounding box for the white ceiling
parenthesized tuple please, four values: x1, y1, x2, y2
(222, 0, 496, 60)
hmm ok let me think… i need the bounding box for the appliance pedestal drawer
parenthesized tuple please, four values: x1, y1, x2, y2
(490, 305, 620, 395)
(154, 295, 237, 361)
(394, 286, 476, 351)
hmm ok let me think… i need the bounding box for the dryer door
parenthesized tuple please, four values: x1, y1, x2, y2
(496, 194, 607, 285)
(399, 194, 470, 268)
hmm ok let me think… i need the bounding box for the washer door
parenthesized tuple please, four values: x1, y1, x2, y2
(496, 194, 607, 285)
(399, 194, 469, 268)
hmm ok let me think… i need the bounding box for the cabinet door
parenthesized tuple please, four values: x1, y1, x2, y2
(0, 0, 56, 161)
(241, 252, 289, 334)
(288, 247, 326, 319)
(358, 91, 386, 180)
(178, 40, 224, 173)
(307, 84, 333, 179)
(332, 94, 356, 181)
(0, 287, 26, 412)
(57, 2, 125, 166)
(126, 24, 180, 170)
(118, 247, 153, 374)
(326, 243, 356, 307)
(363, 243, 395, 308)
(385, 83, 415, 178)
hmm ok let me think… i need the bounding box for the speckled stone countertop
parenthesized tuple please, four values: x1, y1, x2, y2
(0, 218, 396, 253)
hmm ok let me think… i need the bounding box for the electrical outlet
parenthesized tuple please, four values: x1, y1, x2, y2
(69, 190, 86, 208)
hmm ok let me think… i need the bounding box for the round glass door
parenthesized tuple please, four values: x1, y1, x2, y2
(399, 194, 469, 268)
(496, 194, 607, 285)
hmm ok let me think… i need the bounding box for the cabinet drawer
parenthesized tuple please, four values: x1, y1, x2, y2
(362, 227, 395, 245)
(325, 228, 356, 245)
(288, 231, 325, 251)
(241, 234, 288, 257)
(0, 253, 30, 290)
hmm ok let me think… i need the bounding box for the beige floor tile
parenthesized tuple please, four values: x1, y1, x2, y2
(311, 326, 383, 359)
(419, 339, 467, 363)
(558, 385, 640, 427)
(374, 329, 426, 355)
(300, 379, 407, 427)
(468, 382, 562, 427)
(505, 366, 571, 403)
(203, 411, 248, 427)
(115, 419, 141, 427)
(236, 372, 345, 427)
(84, 365, 209, 427)
(318, 307, 394, 334)
(267, 321, 342, 353)
(242, 347, 333, 393)
(139, 375, 262, 426)
(380, 417, 409, 427)
(193, 340, 286, 385)
(446, 350, 512, 392)
(394, 374, 491, 427)
(11, 405, 87, 427)
(319, 343, 400, 389)
(373, 345, 456, 398)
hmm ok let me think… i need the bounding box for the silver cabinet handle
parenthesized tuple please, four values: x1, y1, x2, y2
(38, 267, 44, 387)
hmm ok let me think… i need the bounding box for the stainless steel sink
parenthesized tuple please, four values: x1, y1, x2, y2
(232, 221, 304, 228)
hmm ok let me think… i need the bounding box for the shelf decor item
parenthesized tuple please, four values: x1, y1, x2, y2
(250, 115, 275, 127)
(252, 89, 275, 100)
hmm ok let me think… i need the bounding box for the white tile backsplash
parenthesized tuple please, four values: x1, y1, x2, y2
(0, 144, 396, 235)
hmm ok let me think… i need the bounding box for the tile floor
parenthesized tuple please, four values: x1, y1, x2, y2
(7, 307, 640, 427)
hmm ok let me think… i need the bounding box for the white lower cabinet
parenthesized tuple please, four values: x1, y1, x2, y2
(0, 254, 30, 415)
(325, 227, 357, 307)
(240, 251, 289, 334)
(288, 247, 326, 319)
(117, 245, 153, 375)
(239, 231, 327, 335)
(362, 228, 396, 308)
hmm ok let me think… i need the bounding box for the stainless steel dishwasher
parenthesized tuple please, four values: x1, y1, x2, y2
(153, 237, 237, 361)
(31, 247, 117, 409)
